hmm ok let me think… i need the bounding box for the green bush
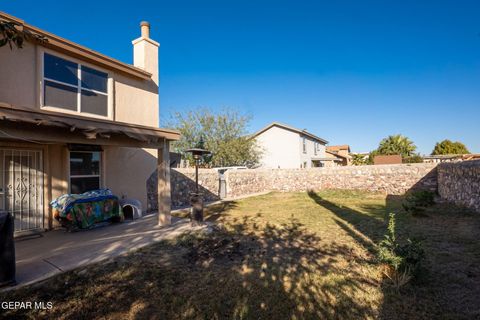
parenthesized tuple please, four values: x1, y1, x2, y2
(403, 154, 424, 163)
(377, 213, 425, 289)
(402, 190, 435, 215)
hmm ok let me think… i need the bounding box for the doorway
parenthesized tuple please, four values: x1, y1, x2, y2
(0, 149, 44, 232)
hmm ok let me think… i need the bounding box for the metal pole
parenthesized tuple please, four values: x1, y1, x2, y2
(195, 159, 199, 194)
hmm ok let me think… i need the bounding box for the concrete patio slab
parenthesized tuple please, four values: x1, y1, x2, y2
(6, 213, 196, 290)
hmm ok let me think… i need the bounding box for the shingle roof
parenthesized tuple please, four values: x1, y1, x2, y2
(326, 145, 351, 152)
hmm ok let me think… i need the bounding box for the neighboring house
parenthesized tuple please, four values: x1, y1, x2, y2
(0, 12, 180, 233)
(326, 145, 352, 166)
(252, 122, 335, 168)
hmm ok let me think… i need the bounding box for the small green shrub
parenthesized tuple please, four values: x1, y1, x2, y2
(402, 190, 435, 215)
(403, 154, 424, 163)
(377, 213, 425, 289)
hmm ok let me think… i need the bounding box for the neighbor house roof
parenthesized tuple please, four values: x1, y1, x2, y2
(325, 150, 349, 160)
(0, 103, 180, 146)
(0, 11, 151, 80)
(326, 145, 351, 153)
(252, 122, 328, 144)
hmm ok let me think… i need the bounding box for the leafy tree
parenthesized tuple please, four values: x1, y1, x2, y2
(168, 108, 261, 168)
(403, 153, 424, 163)
(367, 150, 378, 165)
(431, 139, 470, 155)
(376, 134, 417, 158)
(0, 20, 46, 49)
(351, 153, 369, 166)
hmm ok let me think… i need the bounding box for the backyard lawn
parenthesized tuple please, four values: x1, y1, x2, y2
(2, 190, 479, 319)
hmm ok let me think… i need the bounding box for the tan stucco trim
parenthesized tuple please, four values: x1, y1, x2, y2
(0, 11, 152, 80)
(132, 36, 160, 47)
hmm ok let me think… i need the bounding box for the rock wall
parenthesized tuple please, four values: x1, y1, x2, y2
(147, 168, 220, 210)
(438, 160, 480, 212)
(147, 162, 479, 213)
(147, 163, 438, 209)
(226, 163, 438, 198)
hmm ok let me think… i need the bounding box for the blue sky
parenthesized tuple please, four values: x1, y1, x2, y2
(3, 1, 479, 154)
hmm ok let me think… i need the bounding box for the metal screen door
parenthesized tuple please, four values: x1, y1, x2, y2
(0, 149, 44, 232)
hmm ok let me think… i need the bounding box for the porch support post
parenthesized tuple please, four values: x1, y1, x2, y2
(158, 140, 171, 225)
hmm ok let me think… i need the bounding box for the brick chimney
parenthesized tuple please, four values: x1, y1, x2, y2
(132, 21, 159, 85)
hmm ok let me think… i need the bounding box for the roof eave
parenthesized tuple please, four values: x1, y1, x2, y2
(0, 11, 152, 80)
(252, 122, 328, 144)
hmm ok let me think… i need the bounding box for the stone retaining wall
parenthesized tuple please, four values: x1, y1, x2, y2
(438, 160, 480, 212)
(225, 163, 438, 198)
(149, 162, 479, 213)
(147, 168, 220, 210)
(148, 163, 439, 210)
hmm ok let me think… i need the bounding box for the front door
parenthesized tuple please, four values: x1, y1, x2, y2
(0, 149, 44, 232)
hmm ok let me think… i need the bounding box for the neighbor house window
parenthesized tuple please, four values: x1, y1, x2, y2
(314, 142, 318, 155)
(302, 137, 306, 153)
(69, 151, 102, 194)
(43, 53, 109, 117)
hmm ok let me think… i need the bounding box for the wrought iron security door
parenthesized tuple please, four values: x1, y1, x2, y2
(1, 149, 44, 232)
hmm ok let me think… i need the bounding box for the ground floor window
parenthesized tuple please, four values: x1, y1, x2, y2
(69, 151, 101, 194)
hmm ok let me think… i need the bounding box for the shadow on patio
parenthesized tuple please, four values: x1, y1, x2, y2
(10, 214, 191, 288)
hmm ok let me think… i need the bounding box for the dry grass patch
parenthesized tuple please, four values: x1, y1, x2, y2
(1, 190, 479, 319)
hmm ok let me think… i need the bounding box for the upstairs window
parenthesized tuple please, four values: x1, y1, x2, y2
(314, 142, 318, 155)
(302, 137, 307, 153)
(43, 53, 109, 117)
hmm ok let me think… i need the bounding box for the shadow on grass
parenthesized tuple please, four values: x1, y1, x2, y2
(2, 215, 379, 319)
(307, 190, 387, 252)
(172, 200, 239, 221)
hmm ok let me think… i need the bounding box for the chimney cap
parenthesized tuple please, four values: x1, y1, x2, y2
(140, 21, 151, 38)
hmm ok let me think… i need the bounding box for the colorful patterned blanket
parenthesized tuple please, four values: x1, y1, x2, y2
(51, 189, 123, 230)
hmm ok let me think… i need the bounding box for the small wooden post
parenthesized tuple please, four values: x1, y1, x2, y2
(158, 140, 171, 225)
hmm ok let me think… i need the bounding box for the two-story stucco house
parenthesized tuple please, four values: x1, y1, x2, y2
(253, 122, 338, 168)
(0, 12, 180, 233)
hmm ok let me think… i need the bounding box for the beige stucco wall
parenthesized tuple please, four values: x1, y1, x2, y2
(113, 72, 159, 127)
(256, 126, 327, 169)
(48, 144, 69, 200)
(256, 126, 301, 168)
(0, 42, 159, 128)
(0, 44, 38, 108)
(104, 146, 157, 211)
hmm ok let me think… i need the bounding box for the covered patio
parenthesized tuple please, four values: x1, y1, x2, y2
(0, 103, 180, 232)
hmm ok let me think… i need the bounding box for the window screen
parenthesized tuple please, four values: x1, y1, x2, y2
(81, 90, 108, 116)
(44, 80, 77, 111)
